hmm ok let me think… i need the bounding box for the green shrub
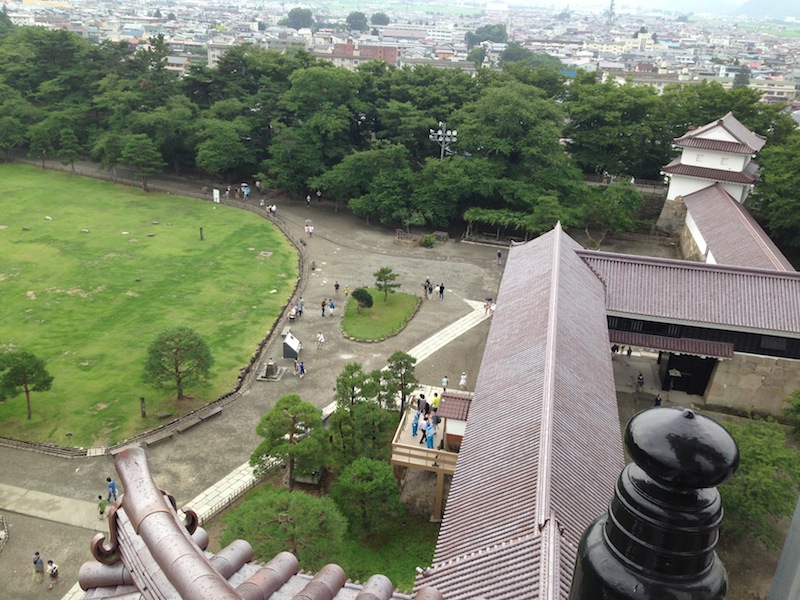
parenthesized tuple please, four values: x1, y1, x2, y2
(420, 234, 436, 248)
(783, 389, 800, 437)
(351, 287, 373, 310)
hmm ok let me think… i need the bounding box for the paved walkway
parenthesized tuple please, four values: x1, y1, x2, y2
(0, 159, 505, 600)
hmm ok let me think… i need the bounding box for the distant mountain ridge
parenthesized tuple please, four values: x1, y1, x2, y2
(733, 0, 800, 19)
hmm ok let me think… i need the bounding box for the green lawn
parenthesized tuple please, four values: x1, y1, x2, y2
(341, 288, 420, 341)
(0, 164, 296, 446)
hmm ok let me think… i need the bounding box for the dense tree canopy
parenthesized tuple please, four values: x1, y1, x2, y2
(280, 7, 314, 30)
(346, 11, 368, 32)
(750, 130, 800, 249)
(0, 26, 796, 243)
(465, 24, 507, 48)
(370, 12, 390, 26)
(220, 486, 347, 571)
(331, 458, 402, 537)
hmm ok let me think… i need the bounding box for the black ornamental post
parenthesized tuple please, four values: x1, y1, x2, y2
(569, 407, 739, 600)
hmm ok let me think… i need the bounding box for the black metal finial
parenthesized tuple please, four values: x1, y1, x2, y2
(568, 407, 740, 600)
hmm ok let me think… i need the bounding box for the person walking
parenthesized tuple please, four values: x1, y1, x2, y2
(98, 495, 107, 520)
(321, 299, 326, 317)
(33, 552, 45, 583)
(293, 359, 299, 376)
(412, 409, 421, 437)
(636, 373, 644, 394)
(654, 394, 663, 406)
(344, 286, 349, 298)
(299, 362, 306, 379)
(47, 560, 59, 589)
(306, 194, 311, 207)
(328, 298, 335, 317)
(425, 418, 435, 449)
(432, 392, 441, 413)
(298, 297, 304, 317)
(497, 250, 502, 265)
(419, 416, 429, 445)
(439, 283, 445, 300)
(334, 281, 340, 296)
(459, 371, 467, 390)
(316, 331, 325, 350)
(441, 376, 449, 393)
(107, 477, 118, 502)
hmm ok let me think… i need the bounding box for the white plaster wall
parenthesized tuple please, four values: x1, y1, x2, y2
(721, 181, 748, 203)
(666, 176, 711, 200)
(681, 149, 745, 172)
(684, 211, 708, 255)
(697, 127, 737, 143)
(447, 419, 467, 436)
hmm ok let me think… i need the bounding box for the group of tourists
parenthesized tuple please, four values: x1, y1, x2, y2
(412, 392, 443, 449)
(32, 552, 59, 589)
(422, 277, 446, 300)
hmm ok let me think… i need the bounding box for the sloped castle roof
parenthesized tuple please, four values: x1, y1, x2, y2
(673, 111, 767, 154)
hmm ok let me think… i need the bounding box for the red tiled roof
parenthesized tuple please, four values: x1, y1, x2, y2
(577, 251, 800, 335)
(438, 393, 471, 421)
(674, 112, 767, 153)
(609, 330, 734, 359)
(417, 227, 625, 599)
(683, 184, 795, 272)
(661, 157, 759, 184)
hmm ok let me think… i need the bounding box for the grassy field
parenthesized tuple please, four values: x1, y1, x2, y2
(341, 288, 420, 340)
(0, 164, 297, 447)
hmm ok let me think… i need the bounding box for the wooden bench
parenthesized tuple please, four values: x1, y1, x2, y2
(175, 416, 202, 434)
(144, 430, 174, 447)
(200, 407, 223, 421)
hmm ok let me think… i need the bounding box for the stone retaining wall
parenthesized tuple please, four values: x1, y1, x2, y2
(705, 353, 800, 416)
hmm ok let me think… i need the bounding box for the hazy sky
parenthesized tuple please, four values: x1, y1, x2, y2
(507, 0, 741, 12)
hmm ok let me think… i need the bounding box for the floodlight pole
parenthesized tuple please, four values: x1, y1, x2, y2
(429, 121, 457, 159)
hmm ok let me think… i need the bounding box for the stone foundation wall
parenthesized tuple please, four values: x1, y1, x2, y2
(705, 353, 800, 417)
(655, 196, 687, 236)
(678, 225, 705, 262)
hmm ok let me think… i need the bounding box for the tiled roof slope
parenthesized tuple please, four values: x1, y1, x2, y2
(683, 184, 795, 272)
(674, 112, 767, 154)
(661, 156, 759, 184)
(438, 392, 471, 421)
(416, 227, 625, 599)
(608, 330, 734, 359)
(577, 251, 800, 335)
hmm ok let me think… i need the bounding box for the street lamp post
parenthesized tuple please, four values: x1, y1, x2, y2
(429, 121, 457, 159)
